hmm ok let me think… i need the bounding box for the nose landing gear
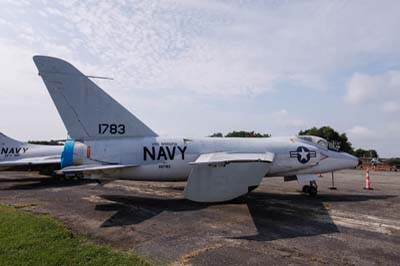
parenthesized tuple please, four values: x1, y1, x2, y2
(302, 180, 318, 197)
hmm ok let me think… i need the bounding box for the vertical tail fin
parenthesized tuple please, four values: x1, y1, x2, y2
(0, 132, 23, 146)
(0, 132, 24, 162)
(33, 56, 157, 140)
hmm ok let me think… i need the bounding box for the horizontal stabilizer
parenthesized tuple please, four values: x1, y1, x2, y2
(191, 152, 274, 165)
(57, 164, 137, 175)
(184, 161, 271, 202)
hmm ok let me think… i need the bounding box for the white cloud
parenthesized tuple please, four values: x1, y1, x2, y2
(0, 39, 40, 100)
(0, 39, 70, 140)
(2, 0, 398, 96)
(347, 126, 374, 139)
(345, 73, 380, 105)
(382, 101, 400, 113)
(345, 71, 400, 106)
(272, 109, 305, 130)
(346, 124, 400, 157)
(385, 122, 400, 137)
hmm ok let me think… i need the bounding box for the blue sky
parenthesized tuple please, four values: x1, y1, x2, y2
(1, 0, 399, 157)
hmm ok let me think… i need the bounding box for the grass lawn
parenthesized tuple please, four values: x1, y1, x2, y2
(0, 205, 150, 266)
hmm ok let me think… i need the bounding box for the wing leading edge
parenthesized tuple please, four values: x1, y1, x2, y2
(57, 164, 138, 175)
(190, 152, 274, 165)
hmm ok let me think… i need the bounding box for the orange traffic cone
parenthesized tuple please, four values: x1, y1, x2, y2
(364, 167, 373, 190)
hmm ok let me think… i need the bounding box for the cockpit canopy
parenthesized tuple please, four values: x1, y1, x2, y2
(297, 135, 340, 151)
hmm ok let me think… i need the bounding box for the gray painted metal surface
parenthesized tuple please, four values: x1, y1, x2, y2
(0, 132, 62, 169)
(34, 56, 359, 202)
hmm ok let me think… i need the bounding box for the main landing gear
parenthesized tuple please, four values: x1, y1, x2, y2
(302, 180, 318, 197)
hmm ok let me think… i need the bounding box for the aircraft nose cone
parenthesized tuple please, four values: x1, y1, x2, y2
(343, 153, 359, 168)
(318, 151, 360, 172)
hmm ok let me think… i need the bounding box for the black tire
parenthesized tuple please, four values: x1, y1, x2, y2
(302, 185, 310, 193)
(309, 186, 317, 197)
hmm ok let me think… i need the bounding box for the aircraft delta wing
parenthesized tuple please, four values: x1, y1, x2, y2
(187, 152, 275, 202)
(0, 132, 62, 171)
(33, 55, 359, 202)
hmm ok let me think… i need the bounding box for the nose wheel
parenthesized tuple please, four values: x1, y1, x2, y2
(302, 181, 318, 197)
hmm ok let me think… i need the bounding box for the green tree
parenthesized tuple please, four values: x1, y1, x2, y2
(354, 148, 378, 158)
(209, 132, 223, 137)
(225, 131, 271, 138)
(299, 126, 353, 153)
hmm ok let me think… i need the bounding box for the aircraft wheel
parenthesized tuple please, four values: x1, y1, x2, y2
(302, 185, 310, 193)
(309, 186, 317, 197)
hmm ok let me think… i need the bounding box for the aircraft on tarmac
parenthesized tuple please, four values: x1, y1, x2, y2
(33, 55, 360, 202)
(0, 132, 62, 174)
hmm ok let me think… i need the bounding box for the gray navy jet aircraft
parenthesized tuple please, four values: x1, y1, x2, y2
(33, 56, 359, 202)
(0, 132, 62, 173)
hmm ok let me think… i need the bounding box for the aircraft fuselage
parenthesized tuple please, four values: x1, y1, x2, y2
(66, 136, 358, 181)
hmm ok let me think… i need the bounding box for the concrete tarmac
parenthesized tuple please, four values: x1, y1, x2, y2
(0, 170, 399, 265)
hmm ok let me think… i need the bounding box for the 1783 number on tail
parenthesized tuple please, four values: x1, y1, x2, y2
(98, 123, 126, 134)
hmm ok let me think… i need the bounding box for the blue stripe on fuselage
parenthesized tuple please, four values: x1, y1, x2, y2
(61, 140, 74, 168)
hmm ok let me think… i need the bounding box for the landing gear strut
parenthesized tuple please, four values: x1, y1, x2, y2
(302, 180, 318, 197)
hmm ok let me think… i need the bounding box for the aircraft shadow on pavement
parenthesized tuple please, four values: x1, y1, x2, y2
(96, 192, 394, 242)
(1, 176, 96, 190)
(96, 195, 209, 227)
(237, 192, 393, 241)
(0, 177, 48, 183)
